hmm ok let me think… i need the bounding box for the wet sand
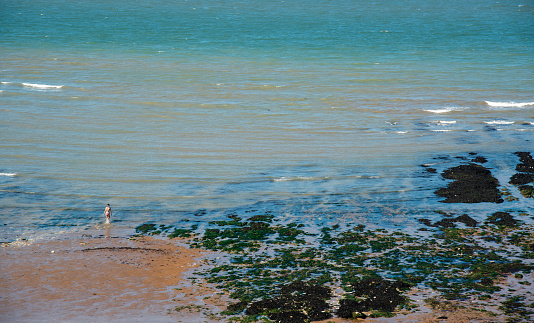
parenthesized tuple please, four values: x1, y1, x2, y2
(0, 230, 222, 323)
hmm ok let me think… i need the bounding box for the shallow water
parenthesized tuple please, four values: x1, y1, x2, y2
(1, 0, 533, 241)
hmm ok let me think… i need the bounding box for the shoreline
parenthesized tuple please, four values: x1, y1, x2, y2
(2, 152, 533, 322)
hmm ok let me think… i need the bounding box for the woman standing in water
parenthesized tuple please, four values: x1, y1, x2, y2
(104, 204, 112, 224)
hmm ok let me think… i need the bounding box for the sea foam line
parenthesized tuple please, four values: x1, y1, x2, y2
(22, 83, 63, 89)
(485, 101, 534, 108)
(484, 120, 514, 125)
(0, 172, 17, 177)
(424, 107, 463, 114)
(2, 81, 64, 90)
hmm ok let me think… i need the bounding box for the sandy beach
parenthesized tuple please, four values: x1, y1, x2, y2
(0, 229, 226, 323)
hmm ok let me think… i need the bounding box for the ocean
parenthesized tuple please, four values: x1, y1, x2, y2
(1, 0, 533, 242)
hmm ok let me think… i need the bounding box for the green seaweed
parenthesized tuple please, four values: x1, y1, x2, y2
(519, 185, 534, 198)
(135, 223, 158, 234)
(168, 228, 195, 239)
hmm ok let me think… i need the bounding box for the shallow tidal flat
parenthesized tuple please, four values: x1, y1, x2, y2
(2, 152, 533, 323)
(134, 152, 534, 322)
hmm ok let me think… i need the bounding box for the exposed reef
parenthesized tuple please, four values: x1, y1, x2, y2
(131, 152, 534, 322)
(435, 164, 503, 203)
(510, 152, 534, 198)
(136, 208, 534, 322)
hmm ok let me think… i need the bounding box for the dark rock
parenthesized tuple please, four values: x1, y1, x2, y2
(472, 156, 488, 163)
(515, 152, 534, 173)
(454, 214, 478, 227)
(337, 299, 367, 319)
(418, 218, 435, 227)
(194, 209, 207, 216)
(420, 214, 477, 228)
(245, 281, 332, 322)
(226, 301, 247, 314)
(509, 173, 534, 185)
(434, 218, 457, 228)
(486, 212, 518, 227)
(337, 277, 411, 318)
(435, 164, 503, 203)
(480, 277, 493, 286)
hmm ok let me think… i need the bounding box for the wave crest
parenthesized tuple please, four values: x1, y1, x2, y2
(22, 83, 63, 90)
(485, 101, 534, 108)
(1, 81, 64, 90)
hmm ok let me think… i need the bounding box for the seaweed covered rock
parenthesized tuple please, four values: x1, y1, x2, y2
(509, 152, 534, 199)
(426, 214, 478, 228)
(455, 214, 478, 227)
(244, 281, 332, 323)
(472, 156, 488, 164)
(485, 212, 518, 227)
(134, 223, 196, 238)
(135, 223, 158, 234)
(509, 173, 534, 185)
(337, 277, 412, 319)
(515, 152, 534, 173)
(435, 164, 503, 203)
(518, 185, 534, 198)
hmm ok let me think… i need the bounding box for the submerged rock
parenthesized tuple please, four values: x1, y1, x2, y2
(419, 214, 478, 228)
(455, 214, 478, 227)
(472, 156, 488, 164)
(435, 164, 503, 203)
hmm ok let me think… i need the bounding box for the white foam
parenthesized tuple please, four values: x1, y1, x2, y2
(433, 120, 457, 125)
(0, 172, 17, 177)
(424, 107, 463, 114)
(485, 101, 534, 108)
(5, 237, 35, 247)
(484, 120, 514, 125)
(22, 83, 63, 89)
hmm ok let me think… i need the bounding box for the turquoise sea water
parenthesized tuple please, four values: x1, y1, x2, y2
(1, 0, 533, 241)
